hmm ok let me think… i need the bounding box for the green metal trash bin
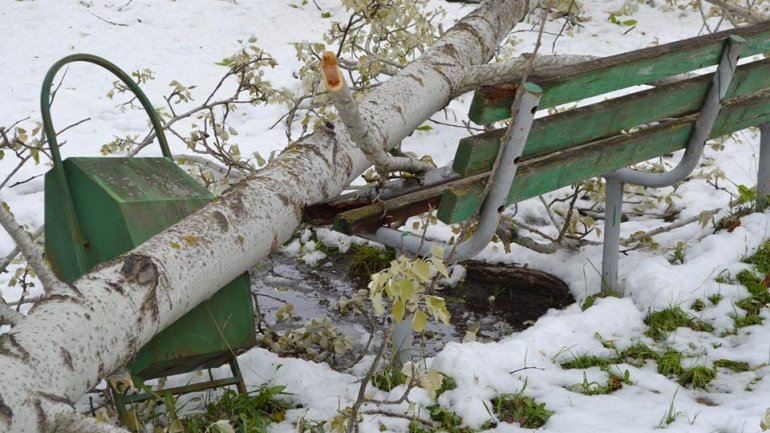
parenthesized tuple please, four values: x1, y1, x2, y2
(41, 54, 256, 420)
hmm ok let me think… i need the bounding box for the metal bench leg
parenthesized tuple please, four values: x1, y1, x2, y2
(601, 177, 624, 295)
(758, 123, 770, 210)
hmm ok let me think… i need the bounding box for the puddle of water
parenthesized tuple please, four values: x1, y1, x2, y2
(251, 253, 574, 361)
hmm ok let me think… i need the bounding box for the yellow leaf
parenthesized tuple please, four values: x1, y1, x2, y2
(411, 259, 431, 282)
(393, 300, 405, 323)
(397, 278, 414, 302)
(371, 292, 384, 316)
(430, 257, 449, 278)
(412, 309, 428, 332)
(429, 244, 445, 258)
(426, 296, 450, 325)
(420, 369, 444, 400)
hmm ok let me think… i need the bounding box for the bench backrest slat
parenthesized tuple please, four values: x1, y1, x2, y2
(455, 58, 770, 177)
(439, 89, 770, 223)
(469, 21, 770, 125)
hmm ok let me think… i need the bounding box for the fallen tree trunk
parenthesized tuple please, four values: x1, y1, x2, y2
(0, 1, 529, 432)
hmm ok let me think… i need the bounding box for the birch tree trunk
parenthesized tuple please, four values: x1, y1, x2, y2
(0, 1, 528, 432)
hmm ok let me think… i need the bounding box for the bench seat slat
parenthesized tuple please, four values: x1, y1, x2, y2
(455, 58, 770, 177)
(469, 22, 770, 124)
(439, 89, 770, 224)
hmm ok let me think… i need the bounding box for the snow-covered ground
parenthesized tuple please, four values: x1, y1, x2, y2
(2, 1, 770, 432)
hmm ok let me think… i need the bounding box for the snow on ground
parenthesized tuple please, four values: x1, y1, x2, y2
(2, 0, 770, 432)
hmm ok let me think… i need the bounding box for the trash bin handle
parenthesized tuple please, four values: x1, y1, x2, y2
(41, 53, 172, 167)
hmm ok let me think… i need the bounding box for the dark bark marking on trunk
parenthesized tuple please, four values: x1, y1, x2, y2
(126, 335, 139, 359)
(451, 22, 486, 50)
(60, 347, 73, 371)
(37, 391, 72, 406)
(6, 334, 30, 361)
(212, 211, 229, 233)
(28, 294, 84, 314)
(406, 73, 425, 87)
(106, 282, 125, 295)
(34, 399, 47, 433)
(224, 191, 247, 218)
(120, 254, 160, 323)
(430, 65, 454, 92)
(65, 283, 84, 298)
(440, 43, 460, 62)
(0, 393, 13, 424)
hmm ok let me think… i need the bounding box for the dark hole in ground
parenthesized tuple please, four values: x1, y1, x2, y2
(252, 249, 574, 357)
(446, 261, 574, 338)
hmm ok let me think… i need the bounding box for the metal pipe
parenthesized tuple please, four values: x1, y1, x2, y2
(601, 178, 624, 295)
(606, 35, 744, 188)
(366, 83, 543, 263)
(757, 123, 770, 210)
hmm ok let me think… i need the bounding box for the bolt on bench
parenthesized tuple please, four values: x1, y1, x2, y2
(305, 21, 770, 294)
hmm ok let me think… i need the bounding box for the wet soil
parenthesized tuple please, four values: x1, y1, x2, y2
(251, 251, 574, 356)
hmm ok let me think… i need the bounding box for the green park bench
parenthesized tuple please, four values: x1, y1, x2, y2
(305, 21, 770, 295)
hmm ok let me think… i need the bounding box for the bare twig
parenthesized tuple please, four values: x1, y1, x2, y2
(88, 11, 129, 27)
(0, 203, 60, 292)
(701, 0, 767, 23)
(346, 324, 395, 433)
(173, 154, 238, 179)
(620, 209, 720, 246)
(0, 226, 43, 275)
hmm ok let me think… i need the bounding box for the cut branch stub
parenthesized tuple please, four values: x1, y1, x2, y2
(321, 51, 433, 179)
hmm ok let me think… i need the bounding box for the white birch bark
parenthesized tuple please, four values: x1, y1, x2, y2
(0, 1, 527, 432)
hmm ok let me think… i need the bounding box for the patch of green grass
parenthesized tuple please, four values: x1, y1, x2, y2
(713, 359, 750, 372)
(580, 291, 620, 311)
(437, 374, 457, 397)
(734, 313, 763, 328)
(567, 370, 631, 395)
(708, 293, 724, 305)
(425, 405, 474, 433)
(491, 393, 553, 429)
(744, 240, 770, 274)
(560, 354, 616, 370)
(678, 365, 716, 389)
(618, 341, 659, 367)
(690, 299, 706, 312)
(732, 270, 770, 329)
(736, 270, 770, 304)
(656, 349, 716, 389)
(644, 307, 714, 341)
(371, 364, 406, 391)
(180, 386, 292, 433)
(657, 349, 684, 378)
(348, 243, 395, 280)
